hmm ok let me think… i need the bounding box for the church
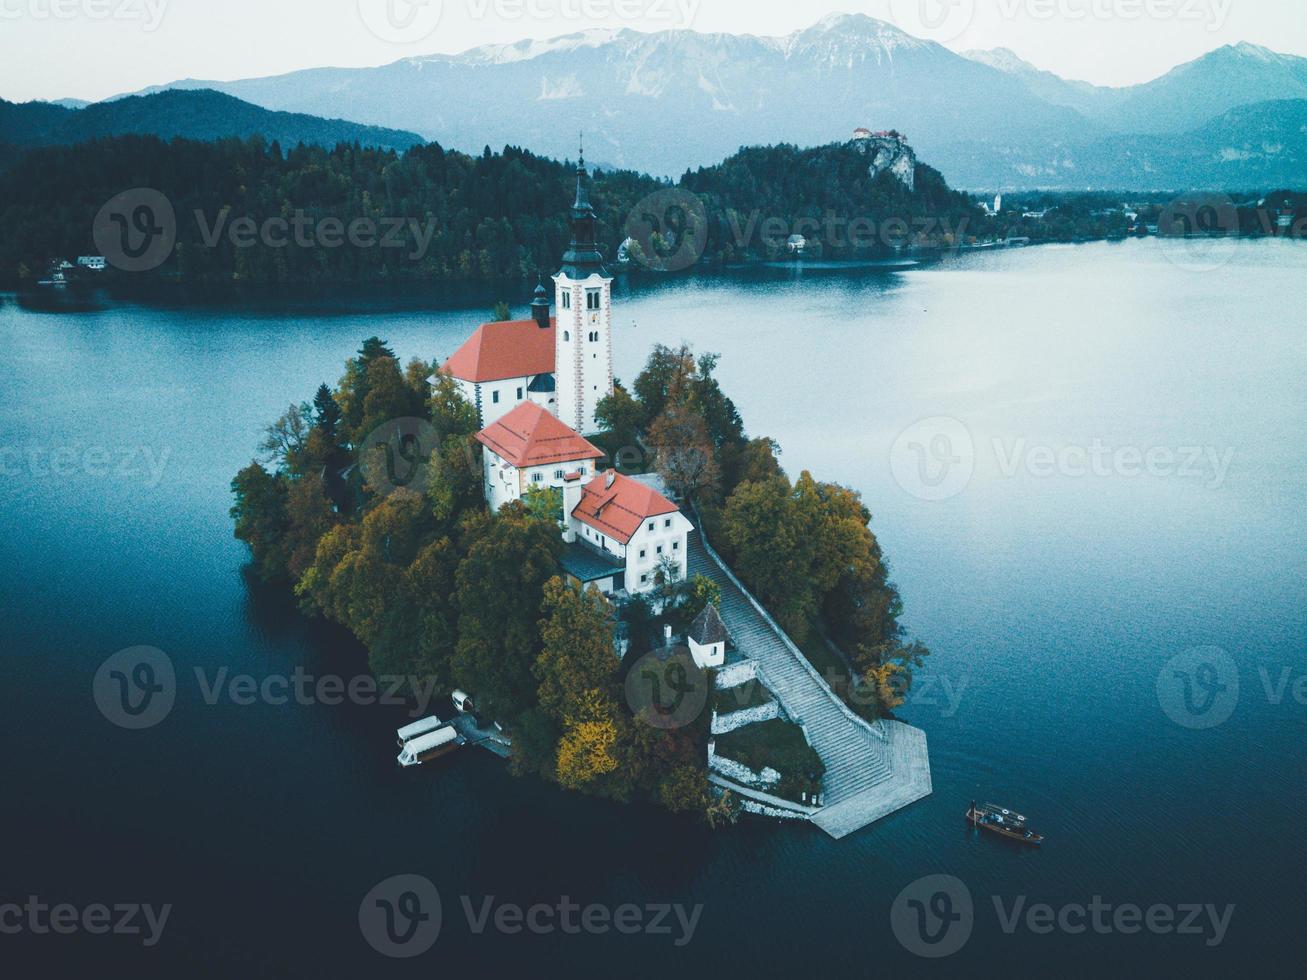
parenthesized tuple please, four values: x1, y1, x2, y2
(442, 157, 692, 599)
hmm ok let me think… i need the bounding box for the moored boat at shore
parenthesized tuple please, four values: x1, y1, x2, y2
(396, 715, 444, 747)
(397, 726, 465, 767)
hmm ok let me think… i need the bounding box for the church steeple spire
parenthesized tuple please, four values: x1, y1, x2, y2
(561, 133, 606, 279)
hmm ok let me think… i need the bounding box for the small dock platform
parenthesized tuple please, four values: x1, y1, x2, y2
(449, 713, 512, 759)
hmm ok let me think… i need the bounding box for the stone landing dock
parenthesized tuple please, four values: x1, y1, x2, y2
(689, 531, 932, 840)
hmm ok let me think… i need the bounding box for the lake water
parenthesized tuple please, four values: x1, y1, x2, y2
(3, 239, 1304, 976)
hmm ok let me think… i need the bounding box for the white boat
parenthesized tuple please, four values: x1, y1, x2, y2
(396, 715, 444, 747)
(451, 689, 475, 714)
(396, 726, 463, 768)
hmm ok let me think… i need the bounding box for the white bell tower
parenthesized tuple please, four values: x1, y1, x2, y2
(554, 152, 613, 435)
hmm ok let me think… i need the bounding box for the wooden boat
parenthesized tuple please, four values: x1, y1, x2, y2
(966, 801, 1044, 846)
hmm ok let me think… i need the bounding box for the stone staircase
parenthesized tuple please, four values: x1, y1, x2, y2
(689, 531, 931, 838)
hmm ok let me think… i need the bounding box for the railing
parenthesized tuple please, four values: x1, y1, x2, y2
(690, 502, 887, 744)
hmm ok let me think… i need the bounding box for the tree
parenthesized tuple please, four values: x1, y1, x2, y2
(492, 300, 512, 321)
(230, 462, 290, 582)
(428, 372, 479, 440)
(632, 343, 696, 427)
(555, 689, 621, 790)
(283, 473, 340, 580)
(313, 383, 342, 440)
(720, 474, 819, 638)
(358, 355, 422, 448)
(451, 503, 564, 723)
(728, 436, 783, 490)
(337, 337, 397, 442)
(259, 403, 313, 474)
(684, 575, 721, 622)
(522, 486, 563, 525)
(594, 383, 643, 450)
(535, 578, 618, 722)
(658, 765, 710, 814)
(647, 403, 720, 502)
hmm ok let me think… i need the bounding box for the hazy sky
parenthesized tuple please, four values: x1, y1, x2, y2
(2, 0, 1304, 103)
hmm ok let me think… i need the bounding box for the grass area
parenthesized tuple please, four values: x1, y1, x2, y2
(714, 718, 825, 802)
(714, 679, 773, 714)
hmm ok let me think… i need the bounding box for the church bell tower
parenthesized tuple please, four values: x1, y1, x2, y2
(554, 149, 614, 435)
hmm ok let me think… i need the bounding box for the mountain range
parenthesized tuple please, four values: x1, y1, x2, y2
(0, 89, 424, 155)
(15, 14, 1307, 190)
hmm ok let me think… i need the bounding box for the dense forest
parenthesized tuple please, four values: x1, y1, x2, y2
(0, 134, 986, 284)
(6, 132, 1291, 285)
(230, 338, 926, 821)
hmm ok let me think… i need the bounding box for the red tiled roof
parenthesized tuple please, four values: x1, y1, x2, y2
(474, 402, 603, 469)
(571, 471, 679, 544)
(443, 318, 555, 383)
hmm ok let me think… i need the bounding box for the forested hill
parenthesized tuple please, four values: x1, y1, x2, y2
(0, 90, 425, 154)
(684, 142, 982, 263)
(0, 134, 983, 284)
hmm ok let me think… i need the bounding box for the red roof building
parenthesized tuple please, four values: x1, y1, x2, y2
(443, 318, 556, 383)
(474, 402, 603, 469)
(570, 470, 680, 544)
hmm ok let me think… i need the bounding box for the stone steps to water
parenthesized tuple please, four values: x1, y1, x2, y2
(690, 532, 931, 838)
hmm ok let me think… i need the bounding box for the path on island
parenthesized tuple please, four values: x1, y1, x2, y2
(688, 531, 932, 839)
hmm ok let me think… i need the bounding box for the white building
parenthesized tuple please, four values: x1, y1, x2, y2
(474, 401, 604, 512)
(441, 161, 614, 435)
(561, 469, 693, 597)
(687, 602, 729, 669)
(76, 256, 106, 271)
(440, 288, 557, 429)
(553, 156, 615, 435)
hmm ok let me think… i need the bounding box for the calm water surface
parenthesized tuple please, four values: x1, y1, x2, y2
(2, 239, 1304, 976)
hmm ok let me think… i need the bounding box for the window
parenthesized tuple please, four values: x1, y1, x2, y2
(563, 330, 570, 342)
(639, 549, 646, 559)
(656, 545, 663, 555)
(531, 472, 543, 483)
(640, 574, 648, 584)
(578, 466, 586, 476)
(587, 331, 599, 343)
(647, 522, 654, 532)
(554, 470, 564, 479)
(586, 290, 601, 310)
(664, 518, 672, 528)
(492, 390, 500, 404)
(672, 541, 680, 551)
(562, 292, 571, 309)
(516, 387, 523, 400)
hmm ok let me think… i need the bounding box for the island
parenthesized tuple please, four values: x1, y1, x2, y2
(230, 161, 933, 837)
